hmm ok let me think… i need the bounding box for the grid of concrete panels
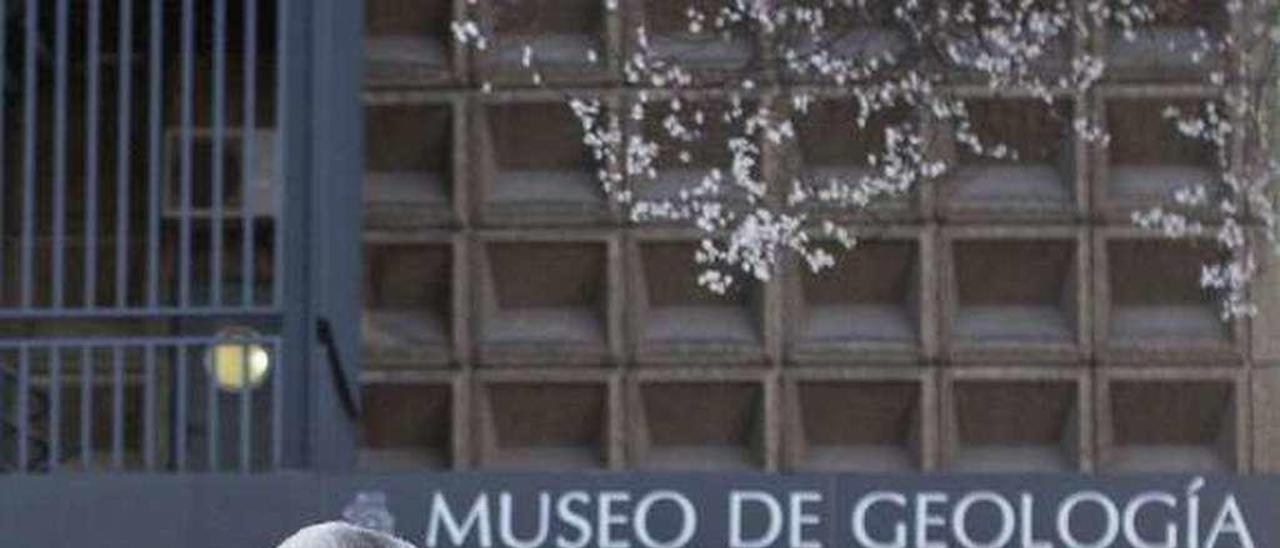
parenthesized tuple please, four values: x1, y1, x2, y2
(357, 0, 1279, 473)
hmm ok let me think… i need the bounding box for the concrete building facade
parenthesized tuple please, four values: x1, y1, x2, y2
(0, 0, 1276, 483)
(356, 0, 1280, 475)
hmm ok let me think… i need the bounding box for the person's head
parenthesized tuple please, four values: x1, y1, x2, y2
(276, 522, 416, 548)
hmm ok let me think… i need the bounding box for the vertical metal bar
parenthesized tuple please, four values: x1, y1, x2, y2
(52, 0, 70, 308)
(271, 340, 281, 468)
(207, 340, 219, 471)
(16, 346, 29, 472)
(144, 343, 156, 471)
(211, 0, 227, 307)
(80, 346, 93, 468)
(175, 344, 187, 471)
(0, 0, 7, 298)
(20, 0, 36, 309)
(115, 0, 134, 308)
(241, 0, 259, 307)
(179, 0, 195, 307)
(111, 345, 124, 469)
(239, 343, 250, 472)
(146, 0, 162, 307)
(85, 0, 103, 308)
(0, 356, 5, 462)
(276, 154, 309, 478)
(273, 0, 288, 308)
(48, 348, 61, 472)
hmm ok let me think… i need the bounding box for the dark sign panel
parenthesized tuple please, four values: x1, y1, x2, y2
(343, 474, 1275, 548)
(0, 474, 1274, 547)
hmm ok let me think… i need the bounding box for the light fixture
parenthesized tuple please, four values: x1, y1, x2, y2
(205, 327, 272, 392)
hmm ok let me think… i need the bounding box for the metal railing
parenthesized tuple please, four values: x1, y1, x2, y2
(0, 361, 48, 471)
(0, 335, 283, 473)
(1, 0, 286, 313)
(0, 0, 308, 474)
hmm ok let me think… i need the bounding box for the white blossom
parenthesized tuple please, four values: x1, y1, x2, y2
(448, 0, 1280, 317)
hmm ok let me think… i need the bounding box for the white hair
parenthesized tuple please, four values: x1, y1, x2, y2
(276, 522, 417, 548)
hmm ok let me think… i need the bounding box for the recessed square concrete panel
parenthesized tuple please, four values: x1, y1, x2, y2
(636, 242, 764, 360)
(641, 0, 753, 70)
(931, 2, 1073, 75)
(487, 0, 605, 69)
(363, 244, 452, 367)
(479, 101, 607, 223)
(477, 241, 609, 364)
(364, 0, 452, 82)
(635, 381, 765, 470)
(794, 99, 900, 174)
(1106, 239, 1229, 346)
(782, 6, 906, 79)
(1107, 380, 1237, 472)
(943, 98, 1075, 217)
(364, 103, 453, 227)
(1105, 98, 1220, 211)
(1105, 1, 1228, 77)
(949, 380, 1081, 472)
(358, 383, 452, 470)
(951, 239, 1078, 347)
(637, 97, 759, 206)
(791, 99, 916, 217)
(792, 381, 922, 471)
(792, 240, 921, 358)
(479, 382, 608, 470)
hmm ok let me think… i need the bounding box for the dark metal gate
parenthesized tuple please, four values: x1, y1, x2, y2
(0, 0, 362, 475)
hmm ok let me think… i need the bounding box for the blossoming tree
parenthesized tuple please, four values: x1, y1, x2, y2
(452, 0, 1280, 319)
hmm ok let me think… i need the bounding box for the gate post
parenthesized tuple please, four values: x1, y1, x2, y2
(305, 0, 365, 471)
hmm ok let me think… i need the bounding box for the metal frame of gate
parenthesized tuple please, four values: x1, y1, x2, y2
(0, 0, 362, 475)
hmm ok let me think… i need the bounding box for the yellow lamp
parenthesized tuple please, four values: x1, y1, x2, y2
(205, 328, 272, 392)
